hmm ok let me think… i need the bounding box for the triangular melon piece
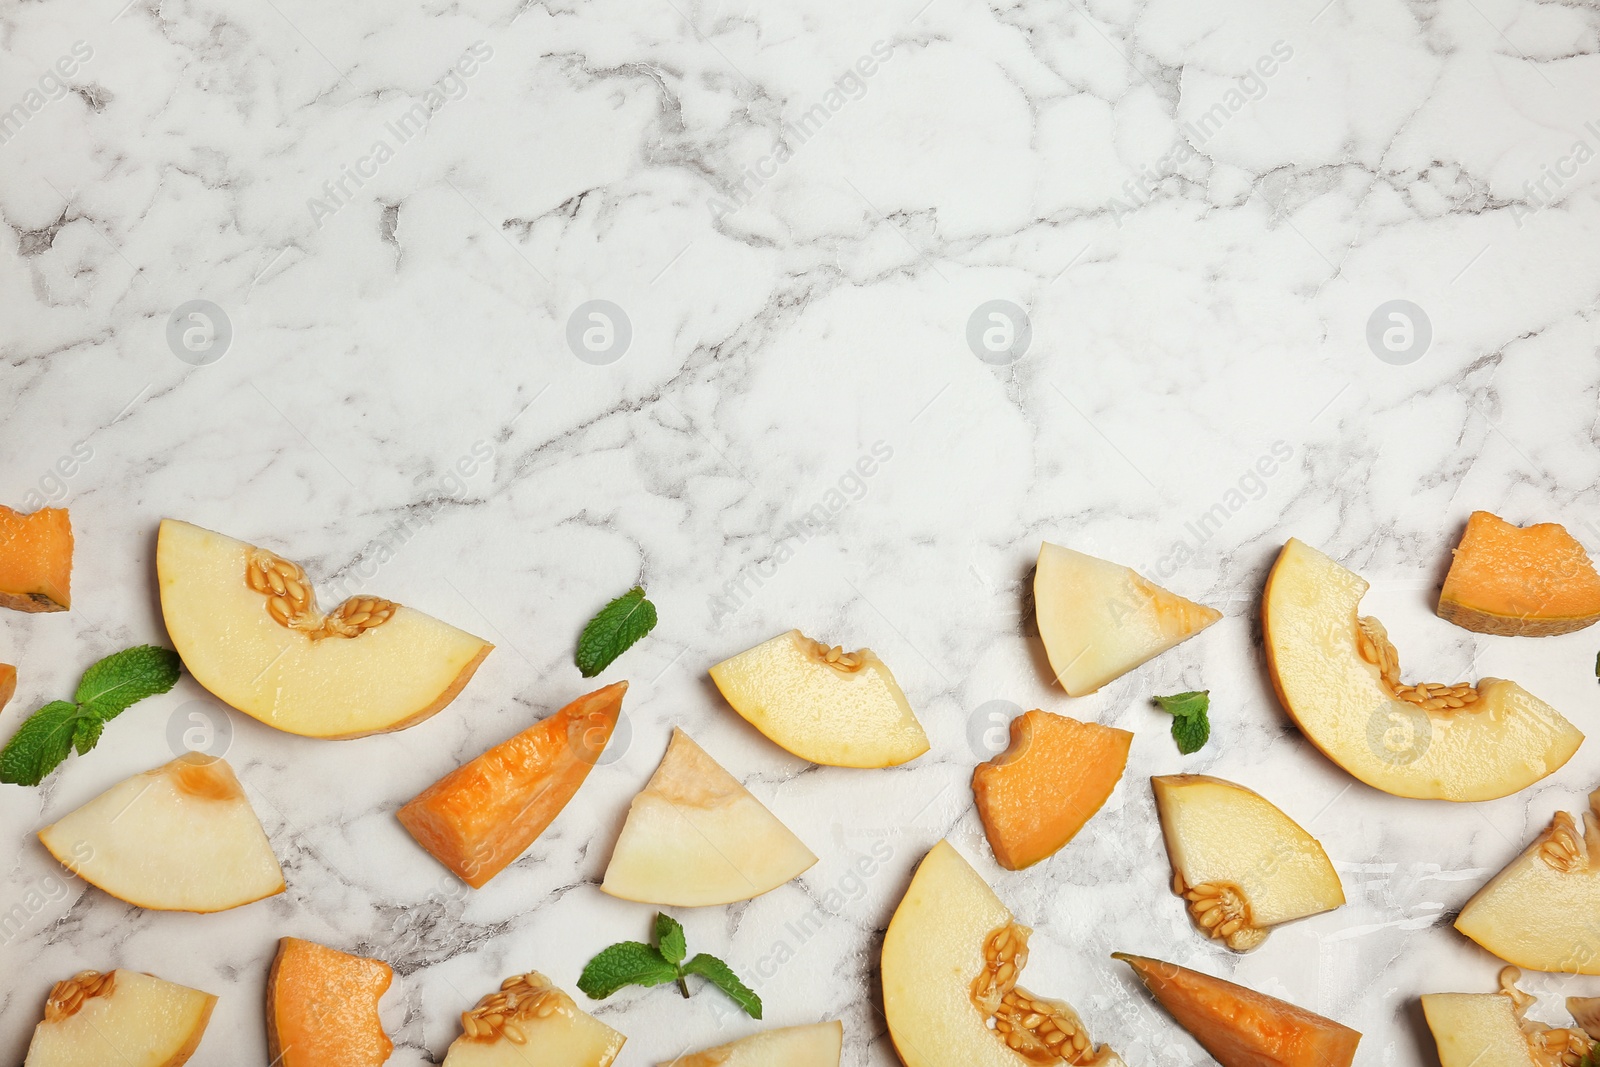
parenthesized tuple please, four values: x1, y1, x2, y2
(1115, 952, 1359, 1067)
(1421, 964, 1596, 1067)
(1034, 542, 1220, 695)
(38, 753, 284, 913)
(267, 938, 393, 1067)
(602, 728, 816, 906)
(24, 969, 216, 1067)
(441, 970, 624, 1066)
(660, 1021, 843, 1066)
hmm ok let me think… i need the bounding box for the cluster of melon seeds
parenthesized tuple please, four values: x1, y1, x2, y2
(1357, 617, 1480, 710)
(1498, 968, 1594, 1066)
(43, 970, 114, 1022)
(459, 971, 570, 1044)
(971, 924, 1095, 1065)
(806, 639, 864, 672)
(246, 549, 396, 640)
(1538, 811, 1586, 873)
(1176, 875, 1267, 951)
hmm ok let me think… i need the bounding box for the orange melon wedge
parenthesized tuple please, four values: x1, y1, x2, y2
(1438, 511, 1600, 636)
(0, 505, 72, 612)
(399, 682, 626, 888)
(0, 663, 14, 714)
(267, 937, 393, 1067)
(1115, 952, 1360, 1067)
(971, 710, 1132, 870)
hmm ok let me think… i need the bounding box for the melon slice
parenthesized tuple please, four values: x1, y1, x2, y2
(661, 1021, 843, 1066)
(441, 970, 624, 1067)
(1153, 774, 1344, 951)
(23, 969, 216, 1067)
(1438, 510, 1600, 636)
(156, 519, 492, 739)
(602, 728, 816, 906)
(971, 709, 1131, 870)
(709, 630, 929, 768)
(1034, 542, 1220, 696)
(267, 938, 393, 1067)
(883, 840, 1125, 1067)
(399, 682, 625, 888)
(1115, 952, 1360, 1067)
(0, 505, 72, 612)
(37, 753, 284, 912)
(1423, 967, 1595, 1067)
(1455, 787, 1600, 973)
(0, 662, 15, 713)
(1263, 537, 1582, 801)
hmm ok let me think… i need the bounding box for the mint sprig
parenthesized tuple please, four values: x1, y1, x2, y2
(1153, 690, 1210, 755)
(578, 912, 761, 1018)
(0, 646, 182, 786)
(576, 586, 657, 677)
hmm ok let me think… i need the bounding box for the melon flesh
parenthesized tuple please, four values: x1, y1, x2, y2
(157, 519, 492, 739)
(24, 969, 216, 1067)
(441, 970, 623, 1067)
(602, 728, 816, 906)
(660, 1020, 843, 1066)
(267, 938, 393, 1067)
(1422, 993, 1542, 1067)
(1115, 952, 1360, 1067)
(709, 630, 928, 767)
(1438, 510, 1600, 636)
(0, 505, 72, 612)
(0, 662, 14, 712)
(971, 710, 1131, 870)
(37, 753, 284, 913)
(1034, 542, 1220, 695)
(399, 682, 625, 888)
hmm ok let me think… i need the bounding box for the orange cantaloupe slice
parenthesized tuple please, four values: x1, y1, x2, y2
(971, 710, 1132, 870)
(266, 937, 393, 1067)
(1115, 952, 1360, 1067)
(0, 506, 72, 612)
(1437, 511, 1600, 636)
(0, 664, 14, 714)
(398, 682, 626, 888)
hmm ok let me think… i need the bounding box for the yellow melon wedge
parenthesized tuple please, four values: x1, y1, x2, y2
(24, 969, 216, 1067)
(661, 1021, 843, 1066)
(442, 970, 624, 1067)
(1423, 968, 1592, 1066)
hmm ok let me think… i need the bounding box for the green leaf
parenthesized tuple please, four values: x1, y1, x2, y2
(1153, 690, 1211, 755)
(576, 586, 657, 678)
(655, 912, 687, 965)
(577, 941, 677, 1000)
(74, 645, 182, 719)
(681, 953, 762, 1019)
(71, 717, 104, 757)
(0, 702, 87, 786)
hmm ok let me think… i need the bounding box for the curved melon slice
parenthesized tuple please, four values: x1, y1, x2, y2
(0, 504, 72, 612)
(400, 682, 625, 888)
(1456, 787, 1600, 973)
(882, 839, 1125, 1067)
(442, 970, 624, 1067)
(24, 969, 216, 1067)
(1115, 952, 1359, 1067)
(267, 938, 393, 1067)
(38, 753, 284, 912)
(1263, 538, 1582, 801)
(972, 710, 1131, 870)
(602, 728, 816, 906)
(1423, 967, 1593, 1066)
(157, 519, 492, 738)
(709, 630, 928, 767)
(1439, 511, 1600, 636)
(0, 662, 14, 712)
(1034, 542, 1220, 696)
(1153, 774, 1344, 951)
(662, 1021, 843, 1066)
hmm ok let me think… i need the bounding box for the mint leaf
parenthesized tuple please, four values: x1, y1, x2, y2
(1154, 690, 1210, 755)
(655, 912, 686, 965)
(682, 953, 762, 1019)
(577, 942, 677, 1000)
(71, 717, 104, 757)
(75, 645, 181, 718)
(576, 586, 657, 678)
(1, 701, 86, 786)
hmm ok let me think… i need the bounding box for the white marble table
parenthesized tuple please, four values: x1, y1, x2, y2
(2, 0, 1598, 1062)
